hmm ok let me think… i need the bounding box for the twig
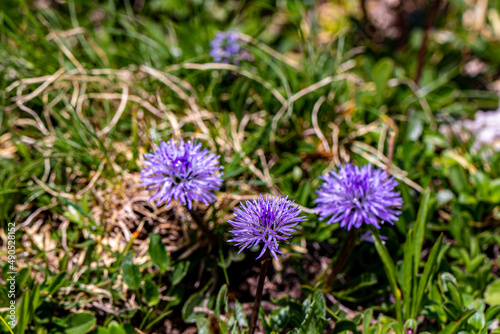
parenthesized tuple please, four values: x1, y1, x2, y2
(256, 149, 273, 188)
(350, 144, 423, 192)
(97, 85, 129, 136)
(17, 203, 57, 232)
(10, 68, 65, 105)
(81, 93, 163, 118)
(312, 96, 330, 153)
(76, 160, 106, 197)
(386, 131, 396, 173)
(32, 175, 73, 199)
(16, 104, 50, 135)
(156, 91, 181, 138)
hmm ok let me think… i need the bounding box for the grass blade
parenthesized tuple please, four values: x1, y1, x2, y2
(402, 229, 414, 320)
(0, 316, 14, 334)
(371, 226, 402, 323)
(415, 234, 444, 317)
(411, 189, 431, 318)
(439, 309, 476, 334)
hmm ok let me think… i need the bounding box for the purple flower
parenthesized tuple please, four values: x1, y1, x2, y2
(210, 31, 241, 63)
(315, 164, 403, 230)
(228, 195, 306, 261)
(140, 138, 223, 210)
(226, 32, 238, 43)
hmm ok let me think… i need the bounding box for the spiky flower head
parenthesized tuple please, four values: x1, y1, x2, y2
(228, 195, 306, 261)
(140, 138, 223, 210)
(315, 164, 403, 230)
(210, 31, 240, 63)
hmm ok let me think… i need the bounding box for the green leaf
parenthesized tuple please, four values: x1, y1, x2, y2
(449, 209, 465, 244)
(195, 318, 211, 334)
(439, 309, 476, 334)
(402, 229, 414, 319)
(370, 227, 402, 323)
(65, 312, 96, 334)
(333, 320, 360, 334)
(312, 290, 326, 319)
(143, 279, 160, 307)
(466, 254, 486, 273)
(443, 301, 461, 321)
(16, 290, 29, 334)
(148, 233, 170, 273)
(110, 326, 127, 334)
(170, 261, 190, 285)
(490, 180, 500, 203)
(215, 284, 228, 318)
(15, 268, 30, 291)
(485, 280, 500, 306)
(363, 308, 373, 334)
(295, 181, 311, 206)
(47, 271, 67, 296)
(372, 57, 394, 106)
(182, 292, 205, 324)
(288, 301, 315, 334)
(486, 305, 500, 322)
(389, 321, 403, 334)
(121, 254, 141, 291)
(144, 309, 172, 331)
(467, 311, 485, 332)
(448, 165, 469, 194)
(411, 189, 431, 318)
(59, 197, 99, 228)
(28, 284, 41, 319)
(107, 321, 127, 334)
(234, 300, 248, 327)
(267, 305, 289, 329)
(413, 189, 431, 274)
(440, 273, 463, 309)
(414, 234, 444, 316)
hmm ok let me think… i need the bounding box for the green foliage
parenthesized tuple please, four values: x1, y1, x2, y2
(148, 233, 170, 273)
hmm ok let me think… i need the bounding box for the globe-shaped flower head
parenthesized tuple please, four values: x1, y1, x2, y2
(315, 164, 403, 230)
(140, 139, 223, 210)
(228, 195, 306, 261)
(210, 32, 240, 63)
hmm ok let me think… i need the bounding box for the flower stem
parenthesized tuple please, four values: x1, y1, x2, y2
(325, 228, 358, 291)
(249, 251, 270, 334)
(185, 206, 217, 246)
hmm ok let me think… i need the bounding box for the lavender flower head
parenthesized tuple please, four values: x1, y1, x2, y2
(210, 32, 240, 63)
(140, 139, 223, 210)
(315, 164, 403, 230)
(228, 195, 306, 261)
